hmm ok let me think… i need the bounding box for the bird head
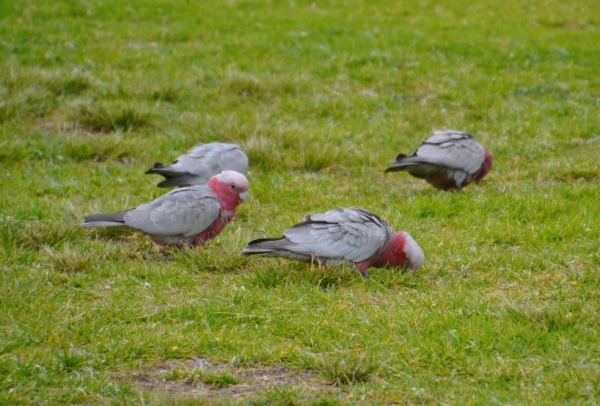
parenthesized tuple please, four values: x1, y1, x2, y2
(477, 149, 493, 182)
(376, 232, 424, 271)
(208, 171, 250, 205)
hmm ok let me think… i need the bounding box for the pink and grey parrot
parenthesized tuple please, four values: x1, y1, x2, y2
(240, 207, 424, 277)
(385, 130, 493, 191)
(146, 142, 249, 188)
(81, 171, 249, 247)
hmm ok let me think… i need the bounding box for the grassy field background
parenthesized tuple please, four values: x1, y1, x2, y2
(1, 0, 600, 404)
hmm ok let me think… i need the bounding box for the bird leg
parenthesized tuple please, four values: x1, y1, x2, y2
(356, 263, 370, 278)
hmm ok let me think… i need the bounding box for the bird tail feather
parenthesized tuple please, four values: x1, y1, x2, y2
(240, 237, 289, 255)
(385, 155, 437, 172)
(80, 212, 126, 228)
(156, 175, 204, 188)
(145, 163, 185, 178)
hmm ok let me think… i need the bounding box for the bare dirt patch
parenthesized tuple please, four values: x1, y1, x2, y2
(132, 357, 325, 401)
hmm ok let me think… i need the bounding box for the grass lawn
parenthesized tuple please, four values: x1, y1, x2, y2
(1, 0, 600, 404)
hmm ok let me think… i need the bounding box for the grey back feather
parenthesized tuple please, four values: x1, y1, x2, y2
(242, 207, 395, 263)
(146, 142, 249, 187)
(388, 130, 485, 174)
(123, 186, 222, 237)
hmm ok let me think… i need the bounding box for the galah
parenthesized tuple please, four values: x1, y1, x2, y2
(385, 130, 493, 191)
(240, 207, 424, 277)
(146, 142, 249, 188)
(81, 171, 249, 247)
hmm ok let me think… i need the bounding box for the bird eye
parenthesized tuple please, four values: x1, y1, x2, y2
(230, 184, 237, 190)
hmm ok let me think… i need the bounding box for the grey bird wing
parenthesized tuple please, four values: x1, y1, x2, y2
(123, 186, 221, 237)
(182, 142, 248, 175)
(146, 142, 249, 187)
(405, 130, 485, 174)
(181, 142, 248, 175)
(243, 207, 394, 263)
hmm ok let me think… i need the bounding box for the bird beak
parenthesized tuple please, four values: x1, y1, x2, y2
(239, 191, 249, 202)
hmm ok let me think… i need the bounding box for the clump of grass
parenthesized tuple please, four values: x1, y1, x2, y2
(44, 245, 95, 273)
(0, 99, 20, 124)
(293, 264, 357, 290)
(0, 217, 22, 252)
(248, 263, 290, 289)
(0, 63, 63, 123)
(30, 225, 86, 249)
(1, 219, 84, 251)
(182, 113, 345, 173)
(164, 368, 240, 388)
(224, 72, 262, 99)
(223, 70, 306, 100)
(43, 69, 93, 97)
(149, 85, 180, 102)
(239, 129, 347, 173)
(251, 386, 303, 406)
(246, 261, 357, 290)
(310, 399, 341, 406)
(83, 225, 136, 243)
(314, 355, 379, 386)
(294, 140, 348, 173)
(0, 136, 35, 164)
(366, 269, 419, 290)
(222, 119, 302, 171)
(0, 87, 56, 123)
(199, 371, 240, 388)
(505, 302, 591, 333)
(241, 134, 287, 172)
(513, 84, 569, 100)
(59, 133, 135, 162)
(71, 102, 153, 132)
(552, 168, 599, 184)
(172, 245, 249, 274)
(54, 347, 87, 373)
